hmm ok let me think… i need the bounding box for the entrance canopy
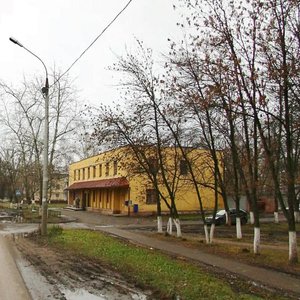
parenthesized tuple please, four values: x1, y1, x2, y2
(66, 177, 129, 190)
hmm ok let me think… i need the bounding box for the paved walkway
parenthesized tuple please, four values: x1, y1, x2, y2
(62, 209, 300, 296)
(96, 226, 300, 296)
(0, 236, 31, 300)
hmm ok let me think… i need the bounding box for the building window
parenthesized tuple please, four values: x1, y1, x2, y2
(78, 169, 81, 180)
(82, 168, 85, 180)
(56, 193, 60, 198)
(99, 164, 102, 177)
(180, 160, 188, 175)
(113, 160, 118, 176)
(146, 189, 158, 204)
(74, 170, 76, 181)
(87, 167, 90, 179)
(149, 158, 158, 174)
(93, 166, 96, 178)
(105, 162, 109, 177)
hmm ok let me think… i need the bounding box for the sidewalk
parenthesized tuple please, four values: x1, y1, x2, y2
(95, 226, 300, 296)
(0, 236, 31, 300)
(61, 209, 300, 296)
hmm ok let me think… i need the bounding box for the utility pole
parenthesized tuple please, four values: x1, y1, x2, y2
(9, 37, 49, 235)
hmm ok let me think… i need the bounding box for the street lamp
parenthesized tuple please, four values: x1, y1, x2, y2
(9, 37, 49, 235)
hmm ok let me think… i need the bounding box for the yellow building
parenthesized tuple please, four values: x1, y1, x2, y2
(66, 146, 221, 214)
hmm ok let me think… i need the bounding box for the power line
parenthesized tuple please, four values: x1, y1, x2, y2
(52, 0, 133, 86)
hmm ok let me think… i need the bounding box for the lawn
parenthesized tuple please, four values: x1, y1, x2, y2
(154, 222, 300, 276)
(43, 226, 288, 300)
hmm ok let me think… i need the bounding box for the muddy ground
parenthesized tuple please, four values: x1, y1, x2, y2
(13, 233, 300, 300)
(14, 235, 152, 300)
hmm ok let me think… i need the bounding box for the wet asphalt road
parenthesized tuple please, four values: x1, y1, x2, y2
(0, 235, 31, 300)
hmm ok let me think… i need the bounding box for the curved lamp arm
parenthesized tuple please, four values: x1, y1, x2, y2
(9, 37, 49, 94)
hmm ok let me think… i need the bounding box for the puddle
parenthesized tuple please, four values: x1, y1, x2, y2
(0, 223, 38, 236)
(60, 288, 105, 300)
(60, 289, 148, 300)
(60, 222, 91, 229)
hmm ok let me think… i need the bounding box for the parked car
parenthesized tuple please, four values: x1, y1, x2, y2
(205, 209, 248, 225)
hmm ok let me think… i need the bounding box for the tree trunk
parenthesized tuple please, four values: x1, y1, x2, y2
(156, 194, 163, 233)
(204, 224, 210, 244)
(157, 216, 163, 233)
(167, 217, 173, 235)
(209, 223, 215, 243)
(289, 231, 298, 263)
(236, 218, 242, 239)
(294, 211, 299, 223)
(249, 211, 254, 225)
(225, 211, 230, 225)
(253, 227, 260, 254)
(274, 195, 279, 223)
(174, 218, 182, 238)
(274, 211, 279, 224)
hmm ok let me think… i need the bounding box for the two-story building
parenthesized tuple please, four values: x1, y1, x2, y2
(66, 146, 222, 215)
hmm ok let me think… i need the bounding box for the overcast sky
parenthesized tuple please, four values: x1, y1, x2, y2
(1, 0, 183, 106)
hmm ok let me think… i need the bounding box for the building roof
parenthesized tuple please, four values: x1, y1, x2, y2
(66, 177, 129, 190)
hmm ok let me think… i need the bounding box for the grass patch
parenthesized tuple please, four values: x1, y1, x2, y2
(200, 242, 299, 272)
(208, 222, 300, 247)
(153, 229, 300, 276)
(43, 228, 284, 300)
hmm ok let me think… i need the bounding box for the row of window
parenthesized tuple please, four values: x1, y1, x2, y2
(148, 159, 188, 175)
(74, 161, 118, 181)
(73, 159, 188, 182)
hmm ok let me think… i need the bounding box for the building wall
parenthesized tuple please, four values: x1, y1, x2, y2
(68, 146, 223, 214)
(49, 175, 68, 203)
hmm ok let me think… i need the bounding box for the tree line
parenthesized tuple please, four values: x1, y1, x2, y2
(0, 70, 92, 205)
(90, 0, 300, 263)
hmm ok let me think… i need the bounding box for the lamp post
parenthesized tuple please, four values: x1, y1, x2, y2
(9, 37, 49, 235)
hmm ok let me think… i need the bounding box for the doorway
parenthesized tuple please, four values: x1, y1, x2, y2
(82, 191, 89, 210)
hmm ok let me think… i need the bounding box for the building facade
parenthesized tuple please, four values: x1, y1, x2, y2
(49, 173, 68, 203)
(66, 146, 222, 215)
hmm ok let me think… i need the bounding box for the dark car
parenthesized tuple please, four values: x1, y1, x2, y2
(205, 208, 248, 225)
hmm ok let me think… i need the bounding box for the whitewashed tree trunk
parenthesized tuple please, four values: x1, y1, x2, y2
(173, 218, 182, 237)
(209, 223, 215, 243)
(225, 212, 229, 224)
(274, 212, 279, 223)
(294, 211, 299, 223)
(204, 224, 210, 244)
(236, 217, 242, 239)
(250, 211, 254, 225)
(157, 216, 163, 233)
(167, 217, 173, 235)
(289, 231, 298, 263)
(253, 227, 260, 254)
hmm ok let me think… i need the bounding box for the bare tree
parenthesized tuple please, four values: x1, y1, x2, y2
(91, 41, 189, 236)
(176, 0, 299, 262)
(0, 71, 81, 204)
